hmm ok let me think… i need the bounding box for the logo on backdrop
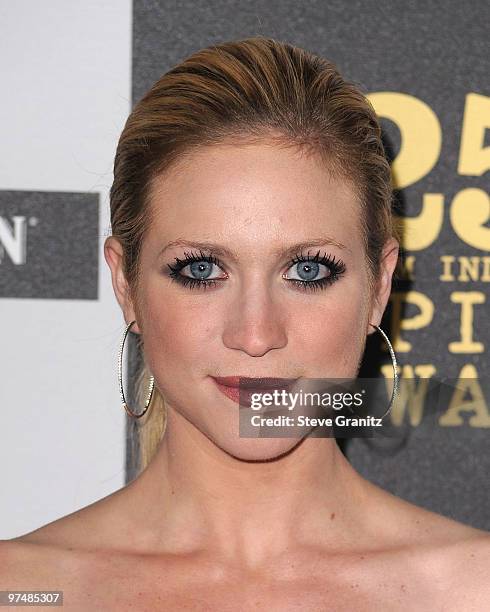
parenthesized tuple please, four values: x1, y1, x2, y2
(368, 92, 490, 430)
(0, 190, 99, 299)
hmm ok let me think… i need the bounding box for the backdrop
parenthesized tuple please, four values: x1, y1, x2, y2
(0, 0, 132, 539)
(1, 0, 488, 538)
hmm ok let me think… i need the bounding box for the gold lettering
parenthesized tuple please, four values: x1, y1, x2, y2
(450, 188, 490, 251)
(440, 256, 455, 281)
(368, 92, 442, 188)
(457, 256, 482, 282)
(458, 93, 490, 176)
(448, 292, 485, 353)
(384, 364, 437, 426)
(390, 291, 435, 352)
(439, 365, 490, 427)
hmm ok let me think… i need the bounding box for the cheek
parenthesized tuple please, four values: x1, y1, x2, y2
(298, 288, 368, 377)
(138, 294, 212, 423)
(140, 288, 212, 379)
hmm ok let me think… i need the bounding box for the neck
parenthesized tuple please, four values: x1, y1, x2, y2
(125, 405, 374, 569)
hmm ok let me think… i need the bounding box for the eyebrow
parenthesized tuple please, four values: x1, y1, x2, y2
(159, 236, 350, 262)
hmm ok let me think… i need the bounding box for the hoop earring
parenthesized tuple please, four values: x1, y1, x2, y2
(368, 323, 399, 419)
(118, 319, 155, 419)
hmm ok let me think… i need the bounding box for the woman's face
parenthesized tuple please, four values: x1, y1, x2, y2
(106, 140, 398, 460)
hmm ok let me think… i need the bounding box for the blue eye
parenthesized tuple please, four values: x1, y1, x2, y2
(283, 250, 346, 292)
(167, 249, 226, 290)
(166, 248, 346, 292)
(184, 259, 220, 281)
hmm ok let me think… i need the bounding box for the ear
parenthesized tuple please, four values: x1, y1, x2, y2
(104, 236, 142, 334)
(367, 237, 399, 336)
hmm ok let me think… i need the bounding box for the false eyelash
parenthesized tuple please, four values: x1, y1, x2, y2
(167, 249, 222, 275)
(166, 249, 224, 292)
(165, 248, 346, 292)
(287, 249, 346, 292)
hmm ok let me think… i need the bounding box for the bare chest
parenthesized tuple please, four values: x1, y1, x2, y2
(63, 582, 410, 612)
(66, 559, 445, 612)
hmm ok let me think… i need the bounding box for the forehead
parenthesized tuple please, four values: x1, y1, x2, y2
(146, 141, 362, 253)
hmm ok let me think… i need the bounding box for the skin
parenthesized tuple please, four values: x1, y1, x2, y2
(2, 140, 489, 610)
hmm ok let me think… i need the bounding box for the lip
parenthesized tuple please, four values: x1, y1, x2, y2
(211, 376, 299, 407)
(212, 376, 299, 389)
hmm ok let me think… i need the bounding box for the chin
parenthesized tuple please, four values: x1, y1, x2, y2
(210, 434, 306, 462)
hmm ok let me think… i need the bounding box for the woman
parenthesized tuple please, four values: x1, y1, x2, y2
(2, 36, 489, 610)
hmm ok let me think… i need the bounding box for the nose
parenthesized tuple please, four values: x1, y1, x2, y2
(222, 283, 288, 357)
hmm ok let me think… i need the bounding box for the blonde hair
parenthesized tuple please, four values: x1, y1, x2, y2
(109, 36, 402, 474)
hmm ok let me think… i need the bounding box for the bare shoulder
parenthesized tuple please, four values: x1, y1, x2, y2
(405, 525, 490, 610)
(0, 538, 78, 592)
(0, 488, 128, 589)
(362, 480, 490, 607)
(0, 536, 119, 612)
(0, 493, 125, 598)
(438, 528, 490, 606)
(392, 496, 490, 606)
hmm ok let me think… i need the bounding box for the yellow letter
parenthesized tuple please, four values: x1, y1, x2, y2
(457, 257, 481, 282)
(390, 291, 435, 352)
(439, 364, 490, 427)
(384, 364, 437, 427)
(440, 256, 455, 281)
(450, 188, 490, 251)
(368, 93, 444, 250)
(368, 92, 442, 189)
(448, 292, 485, 353)
(482, 257, 490, 282)
(458, 93, 490, 176)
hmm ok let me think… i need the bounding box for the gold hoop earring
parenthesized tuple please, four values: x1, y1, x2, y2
(368, 323, 399, 419)
(118, 319, 155, 419)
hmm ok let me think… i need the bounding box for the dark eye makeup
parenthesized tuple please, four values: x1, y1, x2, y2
(165, 248, 346, 293)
